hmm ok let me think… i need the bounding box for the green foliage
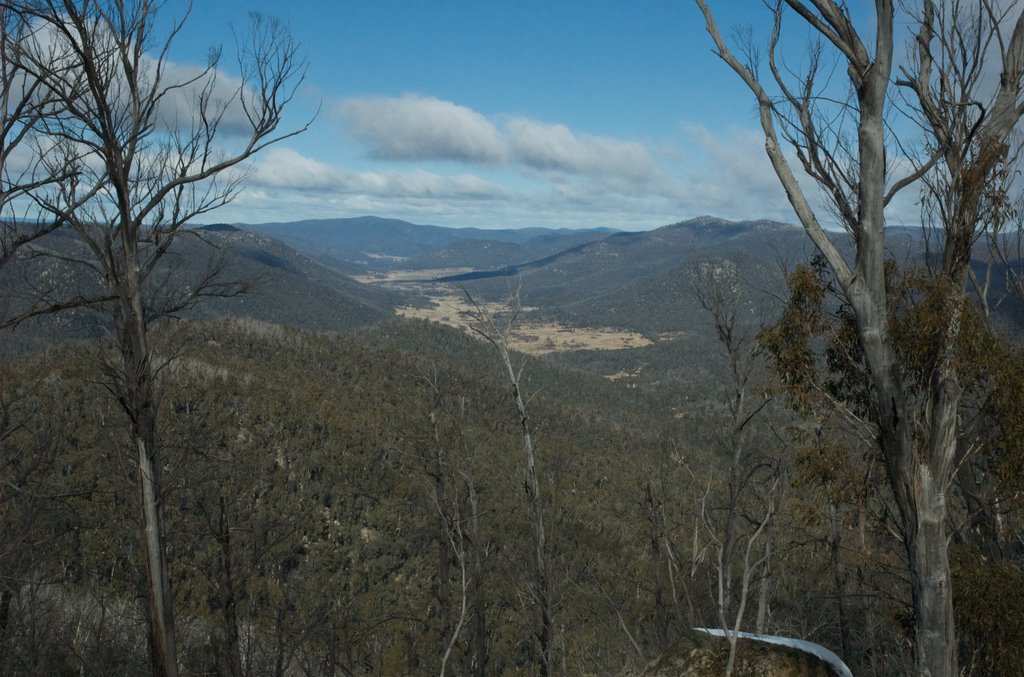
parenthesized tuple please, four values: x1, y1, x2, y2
(951, 544, 1024, 676)
(757, 254, 1024, 673)
(758, 260, 827, 413)
(986, 341, 1024, 496)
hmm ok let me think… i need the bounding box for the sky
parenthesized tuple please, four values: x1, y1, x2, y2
(150, 1, 845, 230)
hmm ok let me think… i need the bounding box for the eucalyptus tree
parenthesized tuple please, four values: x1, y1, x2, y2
(463, 289, 554, 677)
(12, 2, 310, 674)
(695, 2, 1024, 675)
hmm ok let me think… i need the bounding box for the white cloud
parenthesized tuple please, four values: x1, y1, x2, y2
(505, 118, 658, 180)
(249, 147, 507, 200)
(333, 95, 662, 188)
(249, 147, 341, 190)
(226, 178, 681, 230)
(675, 123, 930, 228)
(347, 170, 507, 200)
(672, 123, 797, 221)
(336, 95, 504, 163)
(684, 124, 781, 193)
(226, 124, 797, 230)
(220, 115, 876, 230)
(154, 59, 257, 138)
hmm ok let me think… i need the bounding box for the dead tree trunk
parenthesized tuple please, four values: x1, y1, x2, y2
(754, 534, 771, 636)
(828, 503, 853, 662)
(504, 356, 552, 677)
(464, 290, 552, 677)
(214, 496, 244, 677)
(116, 258, 178, 677)
(644, 482, 671, 653)
(466, 474, 489, 676)
(427, 411, 454, 667)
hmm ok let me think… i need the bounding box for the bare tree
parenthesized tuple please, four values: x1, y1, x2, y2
(416, 364, 489, 677)
(691, 258, 773, 614)
(462, 288, 554, 677)
(436, 472, 470, 677)
(695, 2, 1024, 675)
(700, 473, 779, 677)
(8, 2, 310, 675)
(691, 258, 780, 675)
(0, 4, 76, 319)
(0, 9, 81, 671)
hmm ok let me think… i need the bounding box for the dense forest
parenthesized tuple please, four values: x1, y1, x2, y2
(3, 1, 1024, 676)
(3, 298, 1023, 675)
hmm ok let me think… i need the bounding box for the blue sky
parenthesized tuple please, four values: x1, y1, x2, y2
(158, 1, 810, 230)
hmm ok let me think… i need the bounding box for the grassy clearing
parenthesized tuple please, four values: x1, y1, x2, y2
(392, 288, 653, 355)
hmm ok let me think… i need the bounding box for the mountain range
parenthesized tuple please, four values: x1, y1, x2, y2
(6, 214, 1022, 373)
(234, 215, 812, 335)
(238, 215, 617, 272)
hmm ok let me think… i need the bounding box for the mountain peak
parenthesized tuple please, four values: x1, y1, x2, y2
(688, 215, 731, 226)
(197, 223, 241, 232)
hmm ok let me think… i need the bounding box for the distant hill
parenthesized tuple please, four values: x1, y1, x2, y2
(448, 216, 808, 307)
(10, 214, 1023, 366)
(241, 215, 617, 271)
(547, 252, 783, 336)
(184, 227, 402, 330)
(0, 225, 403, 356)
(400, 228, 612, 271)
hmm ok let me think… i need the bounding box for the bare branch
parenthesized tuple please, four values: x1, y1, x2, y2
(695, 0, 854, 286)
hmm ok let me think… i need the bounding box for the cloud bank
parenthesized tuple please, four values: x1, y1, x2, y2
(506, 118, 657, 179)
(334, 94, 660, 184)
(337, 95, 504, 163)
(252, 147, 507, 200)
(218, 96, 828, 229)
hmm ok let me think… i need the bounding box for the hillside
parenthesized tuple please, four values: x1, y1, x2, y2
(184, 226, 402, 331)
(0, 225, 403, 356)
(443, 217, 807, 307)
(0, 317, 721, 675)
(398, 228, 611, 271)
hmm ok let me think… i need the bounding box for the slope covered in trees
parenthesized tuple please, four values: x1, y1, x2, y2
(0, 318, 712, 674)
(3, 311, 1023, 675)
